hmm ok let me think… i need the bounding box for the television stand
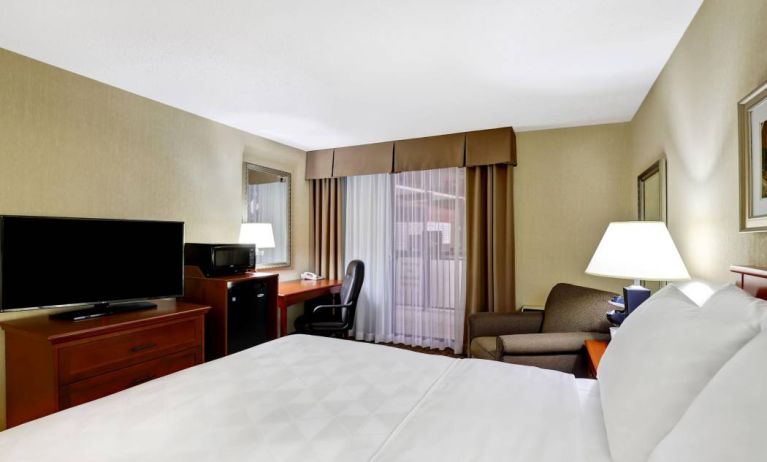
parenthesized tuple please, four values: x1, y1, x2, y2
(50, 301, 158, 321)
(1, 300, 210, 427)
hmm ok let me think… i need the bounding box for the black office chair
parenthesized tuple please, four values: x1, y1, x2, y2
(294, 260, 365, 338)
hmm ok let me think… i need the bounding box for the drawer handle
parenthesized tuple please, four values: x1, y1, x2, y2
(130, 375, 156, 387)
(130, 342, 157, 353)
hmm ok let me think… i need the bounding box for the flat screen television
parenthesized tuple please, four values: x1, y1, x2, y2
(0, 216, 184, 319)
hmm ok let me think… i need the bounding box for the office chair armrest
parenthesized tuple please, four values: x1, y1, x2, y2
(312, 303, 354, 315)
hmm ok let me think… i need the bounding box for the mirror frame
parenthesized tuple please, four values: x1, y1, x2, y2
(242, 162, 292, 270)
(637, 157, 667, 223)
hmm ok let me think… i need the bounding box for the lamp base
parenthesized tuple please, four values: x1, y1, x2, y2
(606, 309, 628, 325)
(605, 285, 652, 326)
(623, 284, 652, 315)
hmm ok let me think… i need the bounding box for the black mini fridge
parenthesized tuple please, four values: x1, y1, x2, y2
(227, 280, 269, 354)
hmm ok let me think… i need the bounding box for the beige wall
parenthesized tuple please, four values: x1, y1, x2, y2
(628, 0, 767, 283)
(0, 49, 310, 429)
(515, 123, 635, 307)
(516, 0, 767, 305)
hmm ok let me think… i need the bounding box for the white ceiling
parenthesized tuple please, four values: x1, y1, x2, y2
(0, 0, 702, 151)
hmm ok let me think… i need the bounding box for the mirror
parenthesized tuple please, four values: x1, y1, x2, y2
(243, 163, 291, 269)
(638, 158, 667, 222)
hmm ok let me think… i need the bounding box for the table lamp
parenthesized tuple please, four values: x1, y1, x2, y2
(586, 221, 689, 324)
(239, 223, 276, 268)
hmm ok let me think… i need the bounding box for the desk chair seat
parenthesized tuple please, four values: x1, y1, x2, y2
(294, 260, 365, 337)
(294, 318, 347, 332)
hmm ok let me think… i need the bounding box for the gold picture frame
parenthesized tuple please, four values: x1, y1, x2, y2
(739, 80, 767, 232)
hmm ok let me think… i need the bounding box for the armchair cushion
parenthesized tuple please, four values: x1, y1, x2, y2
(501, 354, 582, 375)
(499, 331, 610, 355)
(468, 311, 543, 340)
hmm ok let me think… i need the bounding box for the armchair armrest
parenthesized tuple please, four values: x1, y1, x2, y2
(468, 311, 544, 341)
(498, 331, 610, 356)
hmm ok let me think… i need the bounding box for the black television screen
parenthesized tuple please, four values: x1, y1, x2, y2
(0, 216, 184, 311)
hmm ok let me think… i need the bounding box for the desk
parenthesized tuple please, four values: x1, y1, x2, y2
(277, 279, 343, 337)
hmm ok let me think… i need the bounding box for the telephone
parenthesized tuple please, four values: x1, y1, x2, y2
(301, 272, 324, 281)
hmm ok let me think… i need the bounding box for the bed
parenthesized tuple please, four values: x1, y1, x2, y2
(1, 266, 764, 462)
(0, 334, 611, 462)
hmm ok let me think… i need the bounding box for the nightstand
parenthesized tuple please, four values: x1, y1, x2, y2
(585, 339, 610, 379)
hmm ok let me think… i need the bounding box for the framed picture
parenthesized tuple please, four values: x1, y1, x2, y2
(637, 157, 667, 292)
(739, 80, 767, 231)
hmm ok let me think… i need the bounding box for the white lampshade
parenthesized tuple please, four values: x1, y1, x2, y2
(239, 223, 275, 249)
(586, 221, 690, 281)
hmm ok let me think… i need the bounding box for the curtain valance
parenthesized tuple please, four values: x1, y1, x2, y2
(393, 132, 465, 173)
(305, 149, 334, 180)
(333, 141, 394, 177)
(305, 127, 516, 179)
(466, 127, 517, 167)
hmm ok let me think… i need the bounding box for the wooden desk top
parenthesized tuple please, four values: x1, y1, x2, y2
(0, 300, 210, 344)
(184, 266, 278, 284)
(278, 279, 343, 297)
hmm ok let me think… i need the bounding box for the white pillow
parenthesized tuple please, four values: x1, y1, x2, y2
(675, 279, 722, 306)
(598, 284, 765, 462)
(649, 327, 767, 462)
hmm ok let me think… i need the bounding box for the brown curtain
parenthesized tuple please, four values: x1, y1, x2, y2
(465, 164, 515, 323)
(311, 178, 345, 280)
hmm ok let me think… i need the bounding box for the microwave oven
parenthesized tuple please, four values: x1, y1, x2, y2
(184, 243, 256, 277)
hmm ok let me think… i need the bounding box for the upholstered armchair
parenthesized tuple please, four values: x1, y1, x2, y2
(468, 283, 615, 377)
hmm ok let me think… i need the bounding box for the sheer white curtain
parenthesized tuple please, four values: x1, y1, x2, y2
(392, 168, 466, 351)
(345, 168, 466, 352)
(345, 174, 393, 343)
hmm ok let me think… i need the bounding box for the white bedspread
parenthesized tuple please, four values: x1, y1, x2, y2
(372, 359, 584, 461)
(0, 335, 608, 462)
(575, 379, 613, 462)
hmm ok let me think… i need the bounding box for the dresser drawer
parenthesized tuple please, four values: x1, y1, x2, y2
(58, 319, 200, 384)
(60, 349, 199, 409)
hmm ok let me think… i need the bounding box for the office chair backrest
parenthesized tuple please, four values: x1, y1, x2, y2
(340, 260, 365, 324)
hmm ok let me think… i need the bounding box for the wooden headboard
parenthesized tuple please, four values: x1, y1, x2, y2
(730, 265, 767, 300)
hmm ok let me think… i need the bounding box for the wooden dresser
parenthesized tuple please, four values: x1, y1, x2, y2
(0, 300, 210, 427)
